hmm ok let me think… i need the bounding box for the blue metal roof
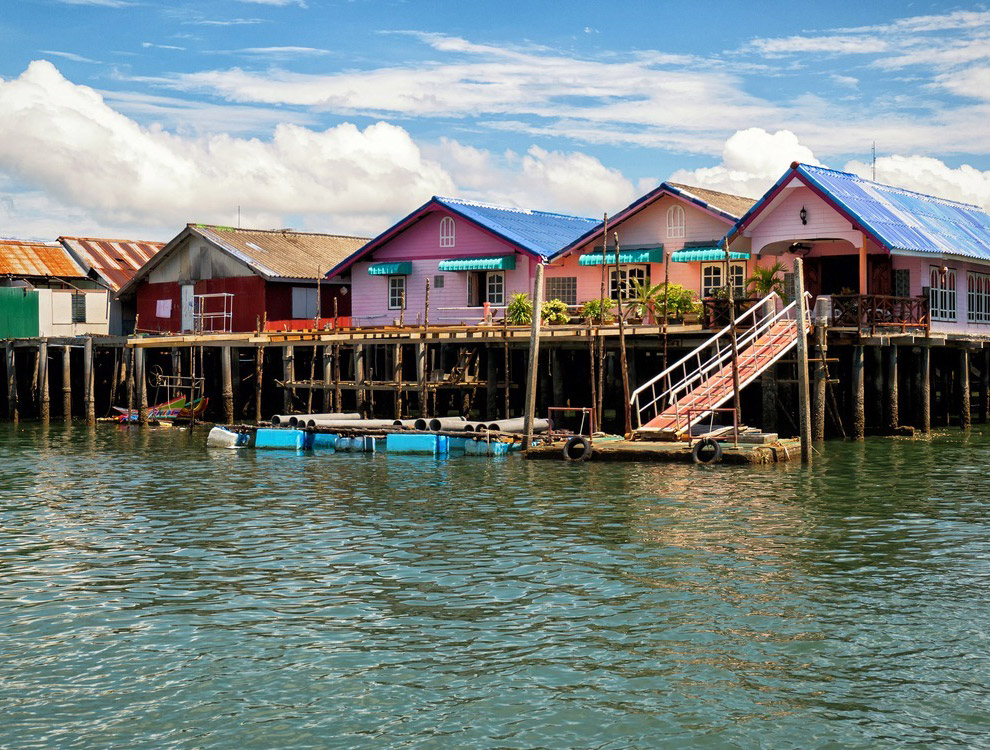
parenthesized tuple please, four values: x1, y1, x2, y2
(435, 197, 600, 260)
(797, 164, 990, 260)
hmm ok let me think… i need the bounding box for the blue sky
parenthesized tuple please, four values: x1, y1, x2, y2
(1, 0, 989, 240)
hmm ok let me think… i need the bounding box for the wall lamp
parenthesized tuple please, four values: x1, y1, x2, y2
(800, 206, 808, 225)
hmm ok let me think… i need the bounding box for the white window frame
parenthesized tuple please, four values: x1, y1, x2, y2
(967, 271, 990, 323)
(929, 266, 956, 322)
(610, 265, 649, 301)
(666, 205, 685, 239)
(486, 271, 504, 306)
(546, 276, 578, 306)
(701, 262, 746, 298)
(439, 216, 455, 248)
(387, 275, 406, 311)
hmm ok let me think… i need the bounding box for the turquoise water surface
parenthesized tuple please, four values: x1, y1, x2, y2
(2, 423, 989, 748)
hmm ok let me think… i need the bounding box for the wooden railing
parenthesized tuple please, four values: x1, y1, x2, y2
(701, 296, 764, 330)
(828, 294, 929, 334)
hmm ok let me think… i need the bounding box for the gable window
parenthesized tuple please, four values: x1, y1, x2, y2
(388, 275, 406, 310)
(467, 271, 504, 306)
(71, 293, 87, 324)
(929, 266, 956, 321)
(666, 205, 685, 239)
(610, 265, 649, 301)
(546, 276, 578, 306)
(439, 216, 455, 248)
(701, 262, 746, 298)
(968, 271, 990, 323)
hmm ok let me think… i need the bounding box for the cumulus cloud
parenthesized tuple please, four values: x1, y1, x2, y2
(0, 61, 637, 239)
(668, 128, 820, 198)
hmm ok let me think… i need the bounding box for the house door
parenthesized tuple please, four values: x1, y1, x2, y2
(180, 284, 195, 332)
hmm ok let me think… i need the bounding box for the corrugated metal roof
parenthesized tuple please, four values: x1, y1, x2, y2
(195, 225, 369, 280)
(435, 197, 600, 260)
(795, 164, 990, 260)
(0, 239, 86, 278)
(59, 236, 165, 292)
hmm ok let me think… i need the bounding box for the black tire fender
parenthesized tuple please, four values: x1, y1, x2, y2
(562, 436, 593, 462)
(692, 437, 723, 465)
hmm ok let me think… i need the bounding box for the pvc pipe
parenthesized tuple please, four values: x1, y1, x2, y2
(391, 419, 421, 428)
(487, 417, 549, 433)
(274, 412, 360, 426)
(308, 418, 396, 429)
(271, 414, 290, 425)
(427, 417, 468, 431)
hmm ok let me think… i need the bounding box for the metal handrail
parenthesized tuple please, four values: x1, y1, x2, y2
(630, 292, 810, 430)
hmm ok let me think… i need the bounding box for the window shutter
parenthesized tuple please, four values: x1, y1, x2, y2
(783, 272, 796, 302)
(71, 293, 87, 323)
(893, 269, 910, 298)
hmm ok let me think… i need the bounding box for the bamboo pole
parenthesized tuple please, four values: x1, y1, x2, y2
(597, 213, 608, 423)
(613, 231, 632, 436)
(38, 340, 49, 424)
(424, 279, 430, 329)
(418, 342, 429, 418)
(523, 263, 545, 450)
(794, 257, 812, 463)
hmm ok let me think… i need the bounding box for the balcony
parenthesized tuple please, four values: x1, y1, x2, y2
(826, 294, 930, 334)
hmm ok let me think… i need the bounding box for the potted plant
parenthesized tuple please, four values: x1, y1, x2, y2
(579, 297, 616, 324)
(505, 292, 533, 325)
(541, 298, 571, 325)
(746, 261, 787, 300)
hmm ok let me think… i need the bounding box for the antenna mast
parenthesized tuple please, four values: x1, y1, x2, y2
(871, 142, 876, 181)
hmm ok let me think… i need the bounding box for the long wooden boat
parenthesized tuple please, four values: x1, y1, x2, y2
(113, 396, 208, 422)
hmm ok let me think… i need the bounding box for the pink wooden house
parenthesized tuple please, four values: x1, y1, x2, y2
(726, 162, 990, 336)
(326, 196, 600, 326)
(548, 182, 756, 314)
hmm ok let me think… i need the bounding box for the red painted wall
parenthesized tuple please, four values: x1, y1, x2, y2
(321, 285, 351, 317)
(137, 280, 181, 333)
(196, 276, 267, 333)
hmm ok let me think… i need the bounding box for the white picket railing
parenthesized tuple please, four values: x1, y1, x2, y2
(630, 291, 811, 432)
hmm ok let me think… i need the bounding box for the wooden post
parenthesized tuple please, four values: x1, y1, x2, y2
(794, 257, 812, 462)
(62, 345, 72, 421)
(322, 346, 333, 412)
(551, 349, 565, 409)
(282, 345, 294, 413)
(886, 344, 899, 433)
(6, 342, 17, 423)
(724, 238, 742, 423)
(503, 321, 510, 418)
(587, 318, 598, 427)
(418, 342, 428, 417)
(221, 345, 234, 425)
(424, 279, 430, 329)
(84, 337, 95, 425)
(960, 349, 971, 431)
(852, 345, 865, 440)
(306, 346, 315, 414)
(868, 346, 883, 430)
(136, 346, 148, 425)
(859, 233, 868, 295)
(393, 344, 403, 418)
(126, 347, 134, 423)
(522, 263, 545, 449)
(762, 364, 777, 433)
(812, 319, 826, 442)
(353, 345, 366, 414)
(982, 349, 990, 424)
(919, 346, 931, 434)
(254, 346, 264, 424)
(333, 344, 342, 412)
(38, 340, 49, 424)
(613, 232, 633, 436)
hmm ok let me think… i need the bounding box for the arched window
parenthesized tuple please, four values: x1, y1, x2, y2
(666, 205, 685, 239)
(439, 216, 455, 248)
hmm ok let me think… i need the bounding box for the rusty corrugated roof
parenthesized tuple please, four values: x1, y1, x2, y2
(0, 239, 87, 278)
(59, 236, 165, 292)
(194, 225, 369, 280)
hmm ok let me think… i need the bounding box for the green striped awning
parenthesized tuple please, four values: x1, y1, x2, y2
(367, 261, 412, 275)
(578, 247, 665, 265)
(670, 249, 749, 263)
(437, 255, 516, 272)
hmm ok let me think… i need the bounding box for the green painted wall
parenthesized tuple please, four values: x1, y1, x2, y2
(0, 287, 40, 338)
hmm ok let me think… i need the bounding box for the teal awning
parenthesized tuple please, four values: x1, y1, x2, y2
(579, 247, 665, 265)
(670, 249, 749, 263)
(367, 261, 412, 275)
(438, 255, 516, 272)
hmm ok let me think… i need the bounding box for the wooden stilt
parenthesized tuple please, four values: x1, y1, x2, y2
(62, 345, 72, 421)
(794, 258, 812, 462)
(353, 345, 366, 415)
(852, 344, 865, 440)
(919, 346, 931, 434)
(282, 345, 294, 414)
(323, 346, 333, 412)
(6, 342, 18, 423)
(551, 348, 565, 409)
(38, 340, 49, 424)
(393, 344, 403, 418)
(503, 324, 510, 418)
(886, 345, 899, 433)
(522, 263, 545, 450)
(419, 343, 429, 418)
(762, 364, 778, 433)
(254, 346, 264, 425)
(221, 345, 234, 425)
(960, 349, 971, 431)
(982, 349, 990, 424)
(306, 346, 315, 415)
(136, 347, 148, 425)
(333, 344, 342, 413)
(126, 347, 134, 423)
(812, 321, 826, 442)
(84, 337, 95, 425)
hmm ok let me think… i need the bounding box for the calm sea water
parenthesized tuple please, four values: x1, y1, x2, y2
(2, 423, 989, 749)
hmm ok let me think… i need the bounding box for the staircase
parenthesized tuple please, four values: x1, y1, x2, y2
(631, 292, 810, 438)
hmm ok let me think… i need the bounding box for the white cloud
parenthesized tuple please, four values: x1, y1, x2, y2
(0, 61, 637, 239)
(39, 50, 100, 64)
(237, 46, 330, 58)
(55, 0, 132, 6)
(668, 128, 821, 198)
(238, 0, 306, 6)
(843, 154, 990, 213)
(142, 42, 186, 51)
